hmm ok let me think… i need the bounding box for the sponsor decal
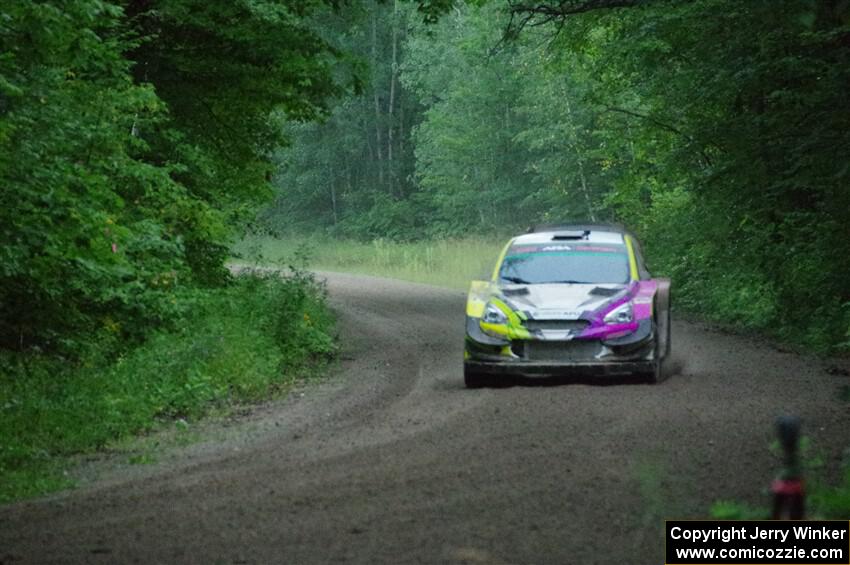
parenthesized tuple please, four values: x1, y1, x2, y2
(508, 244, 626, 256)
(508, 246, 539, 254)
(572, 245, 622, 253)
(529, 310, 582, 319)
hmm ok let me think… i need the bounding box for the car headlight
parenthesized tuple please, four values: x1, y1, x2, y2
(604, 302, 633, 324)
(482, 302, 508, 325)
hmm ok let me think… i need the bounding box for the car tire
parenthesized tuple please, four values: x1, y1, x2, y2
(646, 308, 672, 384)
(645, 355, 664, 384)
(464, 365, 489, 389)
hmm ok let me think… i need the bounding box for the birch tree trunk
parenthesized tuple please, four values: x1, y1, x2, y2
(371, 11, 384, 189)
(564, 97, 596, 221)
(387, 0, 398, 196)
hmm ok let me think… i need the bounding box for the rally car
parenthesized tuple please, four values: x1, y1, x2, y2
(464, 224, 671, 387)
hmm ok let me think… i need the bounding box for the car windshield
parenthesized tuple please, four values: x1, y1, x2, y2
(498, 243, 630, 285)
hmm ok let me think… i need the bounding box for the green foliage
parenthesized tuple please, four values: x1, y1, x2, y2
(0, 271, 335, 502)
(0, 0, 343, 356)
(559, 0, 850, 352)
(266, 0, 423, 240)
(710, 500, 768, 520)
(0, 1, 182, 353)
(124, 0, 343, 222)
(406, 4, 523, 235)
(267, 0, 850, 352)
(270, 2, 614, 239)
(809, 460, 850, 519)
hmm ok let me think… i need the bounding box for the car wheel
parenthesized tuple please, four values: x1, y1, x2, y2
(645, 355, 664, 384)
(464, 365, 489, 388)
(646, 309, 671, 384)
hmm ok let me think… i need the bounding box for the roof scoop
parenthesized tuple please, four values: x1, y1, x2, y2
(551, 230, 589, 240)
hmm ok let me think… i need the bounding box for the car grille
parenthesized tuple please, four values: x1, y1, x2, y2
(521, 340, 603, 362)
(523, 319, 589, 332)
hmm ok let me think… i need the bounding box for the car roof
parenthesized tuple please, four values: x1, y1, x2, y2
(512, 229, 626, 246)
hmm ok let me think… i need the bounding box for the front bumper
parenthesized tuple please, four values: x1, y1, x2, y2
(465, 316, 656, 378)
(465, 359, 654, 378)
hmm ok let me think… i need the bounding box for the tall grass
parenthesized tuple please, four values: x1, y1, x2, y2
(233, 235, 505, 289)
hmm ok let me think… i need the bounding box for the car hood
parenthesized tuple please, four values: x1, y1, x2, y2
(501, 283, 628, 319)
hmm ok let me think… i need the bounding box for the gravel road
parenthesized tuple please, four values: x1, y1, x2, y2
(2, 272, 849, 564)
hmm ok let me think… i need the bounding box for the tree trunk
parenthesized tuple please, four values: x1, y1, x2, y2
(325, 163, 338, 225)
(330, 181, 338, 226)
(362, 97, 375, 163)
(399, 96, 404, 157)
(371, 10, 384, 189)
(564, 97, 596, 221)
(387, 0, 398, 196)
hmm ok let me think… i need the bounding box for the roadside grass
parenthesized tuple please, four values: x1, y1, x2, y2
(711, 470, 850, 520)
(632, 460, 679, 552)
(232, 235, 505, 290)
(0, 269, 335, 503)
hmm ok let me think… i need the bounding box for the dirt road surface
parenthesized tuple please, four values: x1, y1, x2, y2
(2, 273, 849, 564)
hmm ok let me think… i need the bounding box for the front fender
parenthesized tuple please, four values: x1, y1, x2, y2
(466, 316, 507, 346)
